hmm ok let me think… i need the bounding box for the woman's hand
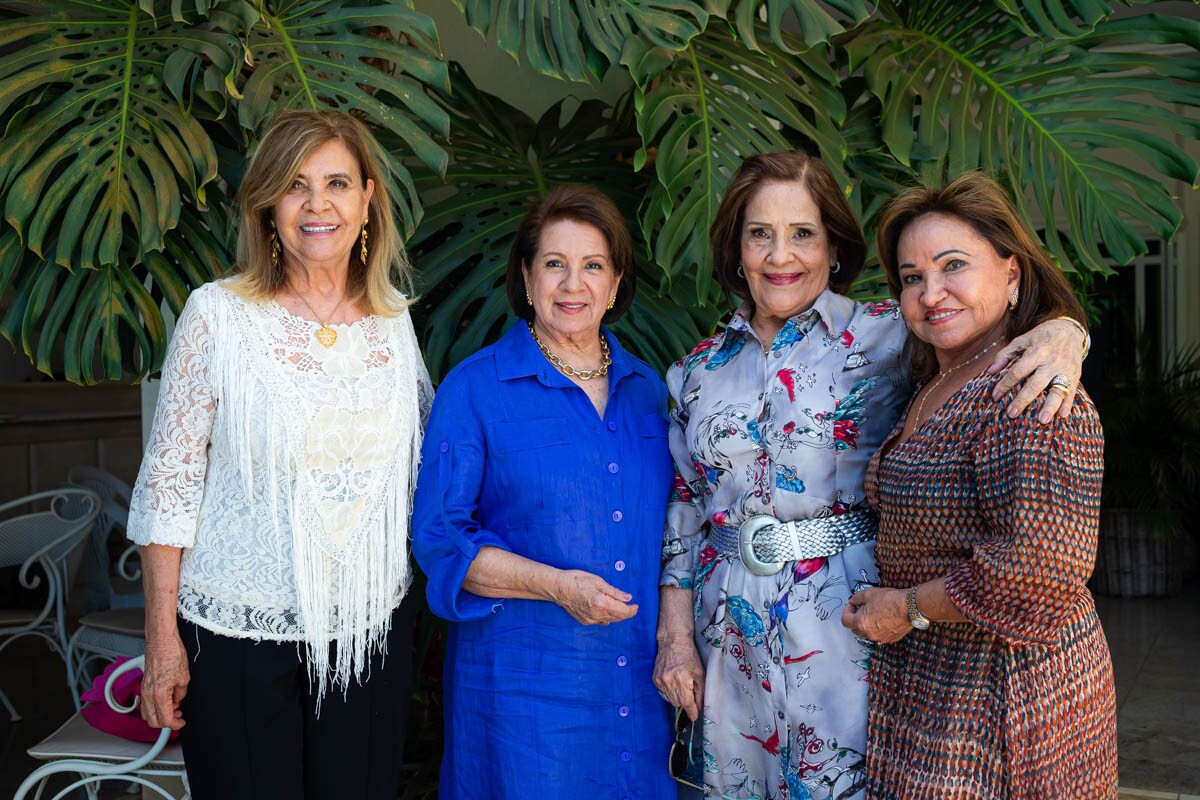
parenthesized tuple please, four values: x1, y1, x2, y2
(549, 569, 638, 626)
(841, 587, 912, 644)
(654, 635, 704, 722)
(140, 629, 190, 731)
(988, 318, 1087, 422)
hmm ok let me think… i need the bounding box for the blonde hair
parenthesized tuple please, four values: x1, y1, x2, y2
(230, 110, 412, 315)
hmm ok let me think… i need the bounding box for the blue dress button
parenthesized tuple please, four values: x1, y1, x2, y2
(608, 462, 620, 474)
(614, 560, 626, 572)
(620, 750, 632, 762)
(618, 705, 630, 717)
(607, 420, 618, 431)
(439, 442, 449, 453)
(611, 510, 623, 522)
(616, 655, 628, 667)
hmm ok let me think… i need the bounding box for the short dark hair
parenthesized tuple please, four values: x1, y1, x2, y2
(876, 171, 1087, 382)
(506, 185, 636, 324)
(710, 151, 866, 299)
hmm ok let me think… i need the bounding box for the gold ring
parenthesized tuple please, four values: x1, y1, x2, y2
(1048, 374, 1072, 394)
(1048, 384, 1070, 396)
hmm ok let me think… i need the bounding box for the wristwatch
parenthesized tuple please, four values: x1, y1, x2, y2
(906, 587, 930, 630)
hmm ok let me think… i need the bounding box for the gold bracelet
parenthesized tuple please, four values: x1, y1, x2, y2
(1053, 316, 1091, 359)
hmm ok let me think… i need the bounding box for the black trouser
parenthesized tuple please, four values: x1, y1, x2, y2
(178, 598, 414, 800)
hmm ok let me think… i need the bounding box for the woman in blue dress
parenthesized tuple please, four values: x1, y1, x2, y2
(412, 185, 676, 800)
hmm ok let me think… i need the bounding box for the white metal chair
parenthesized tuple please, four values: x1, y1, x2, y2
(0, 488, 101, 721)
(65, 600, 146, 709)
(15, 656, 189, 800)
(64, 467, 147, 705)
(66, 466, 143, 612)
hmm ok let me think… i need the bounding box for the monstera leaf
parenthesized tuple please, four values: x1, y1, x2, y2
(0, 0, 240, 270)
(727, 0, 872, 52)
(408, 63, 709, 379)
(848, 5, 1200, 272)
(0, 0, 453, 382)
(452, 0, 709, 83)
(995, 0, 1143, 38)
(236, 0, 451, 235)
(632, 20, 847, 307)
(0, 215, 229, 382)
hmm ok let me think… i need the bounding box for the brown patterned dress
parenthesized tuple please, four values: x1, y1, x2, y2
(865, 372, 1118, 800)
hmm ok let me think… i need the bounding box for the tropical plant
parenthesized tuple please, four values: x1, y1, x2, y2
(0, 0, 1197, 388)
(0, 0, 449, 382)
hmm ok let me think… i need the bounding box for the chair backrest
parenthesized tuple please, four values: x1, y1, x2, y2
(0, 488, 102, 572)
(67, 468, 140, 611)
(67, 466, 131, 538)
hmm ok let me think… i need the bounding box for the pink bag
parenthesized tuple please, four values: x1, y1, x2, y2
(80, 657, 180, 743)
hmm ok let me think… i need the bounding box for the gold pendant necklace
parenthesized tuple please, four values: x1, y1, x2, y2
(291, 284, 346, 348)
(528, 322, 611, 380)
(913, 337, 1004, 424)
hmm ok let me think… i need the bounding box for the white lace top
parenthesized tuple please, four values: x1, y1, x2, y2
(128, 280, 432, 698)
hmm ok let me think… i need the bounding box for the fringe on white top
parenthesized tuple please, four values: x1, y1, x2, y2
(129, 280, 432, 706)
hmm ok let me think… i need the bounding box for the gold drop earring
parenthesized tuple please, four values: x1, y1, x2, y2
(270, 220, 282, 270)
(360, 218, 369, 264)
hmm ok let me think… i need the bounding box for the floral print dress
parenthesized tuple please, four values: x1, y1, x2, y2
(661, 290, 910, 800)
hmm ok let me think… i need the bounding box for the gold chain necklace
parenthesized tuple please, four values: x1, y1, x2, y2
(291, 285, 346, 348)
(913, 337, 1004, 424)
(528, 322, 611, 380)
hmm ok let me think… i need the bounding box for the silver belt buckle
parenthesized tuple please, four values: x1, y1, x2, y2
(739, 514, 785, 576)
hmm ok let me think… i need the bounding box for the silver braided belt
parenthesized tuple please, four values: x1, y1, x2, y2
(709, 510, 877, 576)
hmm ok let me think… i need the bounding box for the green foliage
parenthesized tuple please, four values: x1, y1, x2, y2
(452, 0, 710, 83)
(408, 63, 710, 377)
(0, 0, 1197, 389)
(0, 0, 448, 381)
(849, 3, 1200, 273)
(632, 20, 847, 306)
(1095, 339, 1200, 538)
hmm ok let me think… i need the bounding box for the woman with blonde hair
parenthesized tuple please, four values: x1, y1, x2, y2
(129, 109, 432, 799)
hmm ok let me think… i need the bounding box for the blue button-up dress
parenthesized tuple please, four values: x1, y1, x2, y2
(412, 322, 676, 800)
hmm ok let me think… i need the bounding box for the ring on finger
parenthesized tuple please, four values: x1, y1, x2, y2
(1048, 374, 1072, 394)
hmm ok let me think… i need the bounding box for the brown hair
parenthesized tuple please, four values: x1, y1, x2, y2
(710, 151, 866, 299)
(230, 110, 412, 315)
(876, 171, 1087, 381)
(506, 185, 636, 324)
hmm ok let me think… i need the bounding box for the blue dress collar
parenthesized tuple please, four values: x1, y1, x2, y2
(495, 320, 640, 388)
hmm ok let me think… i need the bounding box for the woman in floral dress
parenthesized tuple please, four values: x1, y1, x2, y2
(652, 152, 1089, 800)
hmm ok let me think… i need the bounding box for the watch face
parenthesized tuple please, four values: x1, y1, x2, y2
(912, 616, 930, 631)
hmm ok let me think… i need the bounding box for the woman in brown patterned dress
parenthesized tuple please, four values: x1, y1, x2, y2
(841, 172, 1118, 799)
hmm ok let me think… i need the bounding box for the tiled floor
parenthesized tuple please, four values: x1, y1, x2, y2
(1097, 582, 1200, 795)
(2, 584, 1197, 798)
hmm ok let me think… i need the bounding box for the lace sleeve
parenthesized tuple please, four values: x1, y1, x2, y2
(127, 288, 217, 548)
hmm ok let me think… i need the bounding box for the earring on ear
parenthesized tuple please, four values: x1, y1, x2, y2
(830, 260, 841, 275)
(737, 263, 745, 279)
(360, 218, 369, 264)
(606, 295, 616, 310)
(270, 220, 281, 270)
(525, 289, 533, 306)
(1009, 288, 1019, 311)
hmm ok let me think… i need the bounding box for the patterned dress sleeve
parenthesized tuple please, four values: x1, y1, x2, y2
(411, 368, 514, 622)
(660, 358, 708, 589)
(127, 287, 217, 548)
(943, 392, 1105, 646)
